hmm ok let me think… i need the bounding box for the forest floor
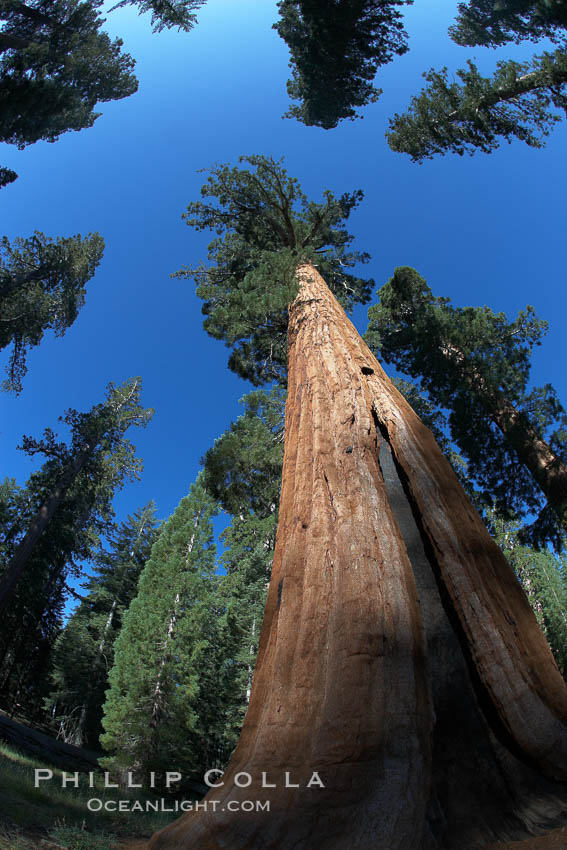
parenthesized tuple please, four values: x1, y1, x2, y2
(0, 711, 565, 849)
(0, 712, 172, 849)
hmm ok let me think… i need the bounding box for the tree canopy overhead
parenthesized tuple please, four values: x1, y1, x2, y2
(174, 154, 373, 385)
(0, 0, 138, 148)
(274, 0, 411, 128)
(386, 50, 567, 160)
(365, 266, 567, 548)
(106, 0, 207, 34)
(450, 0, 567, 46)
(0, 230, 104, 393)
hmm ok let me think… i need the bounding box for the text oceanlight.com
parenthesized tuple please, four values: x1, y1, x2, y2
(86, 799, 271, 813)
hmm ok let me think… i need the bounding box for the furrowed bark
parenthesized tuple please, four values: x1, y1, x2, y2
(149, 263, 567, 849)
(341, 315, 567, 783)
(149, 264, 433, 849)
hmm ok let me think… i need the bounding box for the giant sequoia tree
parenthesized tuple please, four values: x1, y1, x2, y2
(274, 0, 411, 128)
(365, 266, 567, 549)
(149, 156, 567, 849)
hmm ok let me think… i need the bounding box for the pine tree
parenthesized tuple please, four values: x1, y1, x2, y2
(47, 503, 160, 748)
(150, 156, 567, 849)
(101, 477, 220, 783)
(450, 0, 567, 47)
(0, 230, 104, 392)
(490, 515, 567, 677)
(0, 377, 153, 613)
(106, 0, 207, 34)
(0, 0, 138, 148)
(0, 380, 152, 715)
(386, 2, 567, 159)
(201, 388, 284, 759)
(273, 0, 411, 128)
(365, 266, 567, 549)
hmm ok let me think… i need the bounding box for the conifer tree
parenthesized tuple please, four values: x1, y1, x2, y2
(450, 0, 567, 47)
(365, 266, 567, 549)
(0, 377, 153, 614)
(386, 1, 567, 159)
(0, 230, 104, 392)
(387, 50, 567, 159)
(101, 476, 220, 782)
(201, 388, 284, 755)
(150, 156, 567, 850)
(106, 0, 207, 34)
(47, 503, 160, 748)
(0, 0, 138, 148)
(490, 515, 567, 676)
(273, 0, 411, 128)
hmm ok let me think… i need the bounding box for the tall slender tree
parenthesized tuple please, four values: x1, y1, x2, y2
(150, 156, 567, 849)
(365, 266, 567, 549)
(273, 0, 411, 128)
(0, 230, 104, 392)
(46, 503, 160, 748)
(0, 377, 153, 613)
(101, 476, 219, 783)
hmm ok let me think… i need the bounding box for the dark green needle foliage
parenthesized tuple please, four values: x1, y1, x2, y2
(365, 267, 567, 549)
(202, 388, 285, 516)
(386, 50, 567, 160)
(491, 515, 567, 677)
(0, 377, 153, 608)
(0, 230, 104, 392)
(101, 477, 221, 783)
(106, 0, 207, 33)
(0, 165, 17, 186)
(174, 154, 373, 386)
(201, 389, 284, 756)
(46, 503, 160, 748)
(274, 0, 411, 128)
(450, 0, 567, 47)
(0, 381, 152, 715)
(0, 0, 138, 148)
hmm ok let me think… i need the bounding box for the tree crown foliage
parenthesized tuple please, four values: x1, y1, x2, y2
(0, 0, 138, 147)
(0, 230, 104, 392)
(202, 388, 285, 516)
(365, 267, 567, 548)
(174, 154, 373, 385)
(387, 50, 567, 160)
(47, 502, 160, 747)
(101, 476, 221, 779)
(19, 377, 153, 525)
(274, 0, 411, 128)
(450, 0, 567, 47)
(106, 0, 207, 34)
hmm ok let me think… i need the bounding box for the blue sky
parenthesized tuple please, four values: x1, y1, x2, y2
(1, 0, 566, 582)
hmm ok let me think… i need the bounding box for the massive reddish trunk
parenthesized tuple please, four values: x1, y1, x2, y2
(149, 265, 567, 849)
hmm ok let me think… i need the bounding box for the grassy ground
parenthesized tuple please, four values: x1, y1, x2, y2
(0, 740, 175, 849)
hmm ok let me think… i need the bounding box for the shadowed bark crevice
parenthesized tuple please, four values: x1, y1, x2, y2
(376, 428, 567, 848)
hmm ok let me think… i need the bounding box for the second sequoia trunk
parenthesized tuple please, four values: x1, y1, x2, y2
(149, 265, 567, 849)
